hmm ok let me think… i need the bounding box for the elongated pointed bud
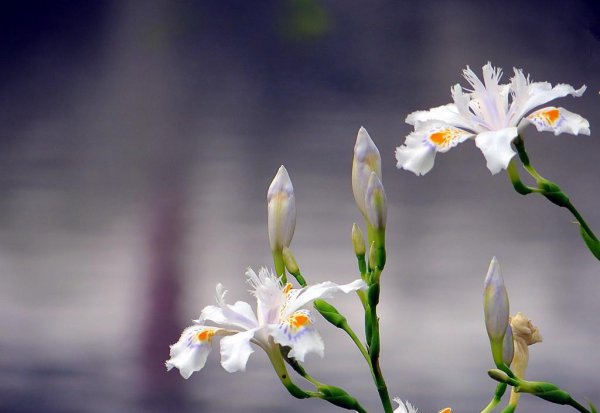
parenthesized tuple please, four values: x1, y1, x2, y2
(317, 385, 364, 411)
(368, 241, 377, 271)
(365, 172, 387, 230)
(502, 324, 514, 367)
(352, 127, 381, 218)
(483, 257, 510, 368)
(268, 166, 296, 252)
(282, 246, 306, 286)
(282, 247, 299, 275)
(314, 299, 347, 328)
(488, 369, 513, 385)
(351, 223, 366, 256)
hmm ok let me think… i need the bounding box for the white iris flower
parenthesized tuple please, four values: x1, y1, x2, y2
(166, 267, 366, 379)
(396, 62, 589, 175)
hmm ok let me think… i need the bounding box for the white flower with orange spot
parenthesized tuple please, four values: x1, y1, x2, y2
(166, 267, 366, 379)
(396, 63, 589, 175)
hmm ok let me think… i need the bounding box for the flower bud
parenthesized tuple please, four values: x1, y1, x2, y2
(365, 172, 387, 230)
(352, 127, 381, 218)
(502, 324, 514, 367)
(483, 257, 510, 369)
(488, 369, 512, 384)
(368, 241, 377, 271)
(314, 299, 347, 328)
(267, 165, 296, 252)
(282, 247, 300, 275)
(351, 223, 366, 256)
(483, 257, 510, 343)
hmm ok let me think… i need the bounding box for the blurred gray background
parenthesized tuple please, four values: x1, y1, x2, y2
(1, 1, 599, 412)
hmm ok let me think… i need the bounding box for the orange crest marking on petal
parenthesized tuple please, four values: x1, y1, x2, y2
(291, 314, 310, 328)
(529, 107, 561, 126)
(427, 128, 469, 150)
(543, 108, 560, 124)
(196, 328, 215, 343)
(438, 408, 452, 413)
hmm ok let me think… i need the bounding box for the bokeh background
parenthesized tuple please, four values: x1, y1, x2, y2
(1, 1, 599, 412)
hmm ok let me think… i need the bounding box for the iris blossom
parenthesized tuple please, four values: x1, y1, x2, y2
(396, 63, 589, 175)
(166, 267, 366, 379)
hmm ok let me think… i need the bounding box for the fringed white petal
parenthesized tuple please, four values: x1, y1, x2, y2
(405, 103, 474, 130)
(513, 80, 586, 123)
(198, 284, 258, 330)
(520, 106, 590, 136)
(285, 279, 366, 315)
(246, 267, 286, 326)
(268, 310, 324, 362)
(474, 127, 518, 174)
(393, 397, 419, 413)
(166, 325, 220, 379)
(219, 328, 257, 373)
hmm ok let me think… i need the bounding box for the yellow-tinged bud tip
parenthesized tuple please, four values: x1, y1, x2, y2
(267, 165, 296, 251)
(351, 223, 366, 256)
(352, 127, 382, 218)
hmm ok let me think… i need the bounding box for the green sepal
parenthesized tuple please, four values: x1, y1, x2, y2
(357, 255, 367, 276)
(285, 382, 311, 399)
(589, 400, 598, 413)
(368, 283, 380, 307)
(314, 299, 347, 329)
(318, 385, 363, 411)
(580, 225, 600, 260)
(542, 191, 570, 208)
(373, 228, 386, 270)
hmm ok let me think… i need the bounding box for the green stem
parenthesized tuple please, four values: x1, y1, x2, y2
(267, 347, 315, 399)
(481, 383, 508, 413)
(272, 249, 286, 284)
(569, 398, 593, 413)
(510, 136, 600, 258)
(366, 276, 394, 413)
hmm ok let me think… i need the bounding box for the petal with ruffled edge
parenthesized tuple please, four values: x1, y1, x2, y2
(268, 310, 324, 362)
(166, 325, 223, 379)
(395, 143, 436, 176)
(284, 279, 367, 316)
(406, 103, 475, 131)
(509, 69, 586, 123)
(198, 283, 259, 330)
(393, 397, 419, 413)
(396, 121, 474, 176)
(220, 328, 259, 373)
(474, 127, 518, 174)
(520, 106, 590, 136)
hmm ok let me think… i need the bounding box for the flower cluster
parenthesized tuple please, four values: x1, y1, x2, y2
(165, 62, 595, 413)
